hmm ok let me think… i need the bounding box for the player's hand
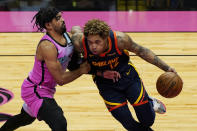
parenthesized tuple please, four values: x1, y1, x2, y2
(71, 26, 82, 34)
(103, 71, 121, 82)
(79, 61, 91, 74)
(166, 67, 183, 84)
(167, 67, 177, 74)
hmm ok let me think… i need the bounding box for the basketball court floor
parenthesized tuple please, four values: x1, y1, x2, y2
(0, 32, 197, 131)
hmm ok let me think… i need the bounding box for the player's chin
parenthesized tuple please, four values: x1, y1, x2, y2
(92, 51, 98, 55)
(60, 27, 66, 34)
(61, 23, 66, 31)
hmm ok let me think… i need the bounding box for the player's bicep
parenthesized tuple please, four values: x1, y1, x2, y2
(40, 41, 63, 81)
(117, 32, 143, 54)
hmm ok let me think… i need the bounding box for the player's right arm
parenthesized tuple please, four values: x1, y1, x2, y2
(37, 40, 90, 86)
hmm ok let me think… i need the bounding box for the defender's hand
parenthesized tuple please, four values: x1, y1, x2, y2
(103, 71, 121, 82)
(80, 61, 91, 74)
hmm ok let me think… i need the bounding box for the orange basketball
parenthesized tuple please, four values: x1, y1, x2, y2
(156, 72, 183, 98)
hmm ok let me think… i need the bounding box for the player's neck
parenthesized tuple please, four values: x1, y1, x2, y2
(47, 31, 66, 46)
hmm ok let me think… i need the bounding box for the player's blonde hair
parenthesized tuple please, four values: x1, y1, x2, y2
(84, 19, 110, 39)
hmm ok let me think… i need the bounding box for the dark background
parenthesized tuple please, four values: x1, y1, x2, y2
(0, 0, 197, 11)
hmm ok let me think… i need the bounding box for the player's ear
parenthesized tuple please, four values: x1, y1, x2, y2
(45, 22, 52, 30)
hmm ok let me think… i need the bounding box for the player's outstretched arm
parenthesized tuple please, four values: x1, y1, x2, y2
(116, 31, 176, 73)
(38, 40, 90, 86)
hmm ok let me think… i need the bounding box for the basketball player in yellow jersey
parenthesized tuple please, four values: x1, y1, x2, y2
(71, 19, 176, 131)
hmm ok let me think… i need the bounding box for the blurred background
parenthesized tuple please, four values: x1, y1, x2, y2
(0, 0, 197, 11)
(1, 0, 197, 32)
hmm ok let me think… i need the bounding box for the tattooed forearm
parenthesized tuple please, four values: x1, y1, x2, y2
(153, 55, 169, 71)
(137, 46, 170, 71)
(116, 32, 170, 71)
(138, 46, 149, 56)
(71, 33, 83, 53)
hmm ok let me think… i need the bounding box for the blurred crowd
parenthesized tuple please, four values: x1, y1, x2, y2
(0, 0, 197, 11)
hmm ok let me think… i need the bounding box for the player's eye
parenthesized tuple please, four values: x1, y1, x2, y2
(55, 16, 61, 20)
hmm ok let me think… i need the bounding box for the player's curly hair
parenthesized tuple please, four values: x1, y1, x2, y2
(84, 19, 110, 39)
(31, 7, 60, 32)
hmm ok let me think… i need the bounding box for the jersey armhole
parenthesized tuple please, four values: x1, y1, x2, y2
(82, 36, 87, 59)
(113, 31, 122, 55)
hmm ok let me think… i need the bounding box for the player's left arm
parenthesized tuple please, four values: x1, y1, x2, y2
(116, 31, 176, 73)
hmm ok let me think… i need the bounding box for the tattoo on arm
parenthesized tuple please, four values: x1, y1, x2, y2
(153, 55, 169, 71)
(117, 35, 125, 51)
(72, 33, 83, 53)
(117, 32, 170, 71)
(138, 46, 170, 71)
(117, 36, 124, 43)
(121, 34, 139, 52)
(117, 33, 137, 51)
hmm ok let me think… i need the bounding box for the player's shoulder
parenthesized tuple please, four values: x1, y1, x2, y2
(36, 39, 57, 60)
(39, 39, 56, 51)
(114, 31, 127, 39)
(40, 39, 53, 46)
(114, 31, 130, 43)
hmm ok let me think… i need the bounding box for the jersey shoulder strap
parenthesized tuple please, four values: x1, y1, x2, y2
(109, 30, 122, 55)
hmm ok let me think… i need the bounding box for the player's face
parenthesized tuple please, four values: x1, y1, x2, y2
(87, 35, 108, 55)
(52, 12, 66, 34)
